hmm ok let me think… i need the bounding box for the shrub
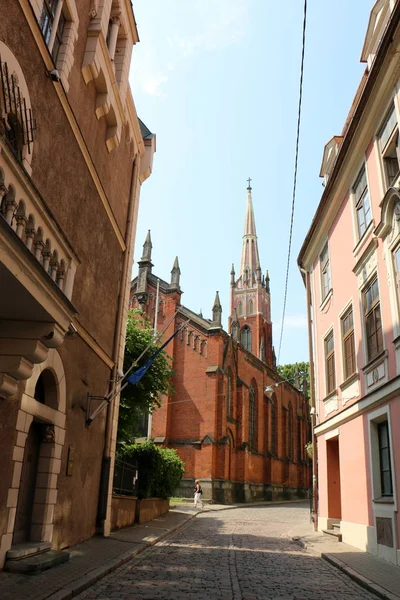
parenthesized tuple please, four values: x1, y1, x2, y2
(122, 440, 184, 499)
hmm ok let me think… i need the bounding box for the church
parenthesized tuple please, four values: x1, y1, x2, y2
(130, 183, 310, 503)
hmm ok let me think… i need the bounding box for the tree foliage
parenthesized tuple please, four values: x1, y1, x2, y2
(122, 440, 185, 499)
(276, 361, 310, 395)
(118, 309, 174, 445)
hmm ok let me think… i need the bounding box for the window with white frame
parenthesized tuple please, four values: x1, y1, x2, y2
(40, 0, 66, 62)
(378, 421, 393, 496)
(378, 104, 400, 190)
(341, 307, 356, 380)
(324, 330, 336, 395)
(353, 166, 371, 238)
(370, 411, 394, 501)
(363, 276, 383, 362)
(320, 243, 331, 301)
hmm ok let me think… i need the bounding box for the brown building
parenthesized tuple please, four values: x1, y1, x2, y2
(130, 184, 310, 503)
(0, 0, 155, 569)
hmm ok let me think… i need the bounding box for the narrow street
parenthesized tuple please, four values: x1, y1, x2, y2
(77, 504, 376, 600)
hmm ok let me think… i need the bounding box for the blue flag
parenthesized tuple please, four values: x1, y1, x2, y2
(127, 328, 180, 386)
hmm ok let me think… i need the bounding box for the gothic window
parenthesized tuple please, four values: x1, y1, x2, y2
(227, 371, 232, 418)
(270, 396, 277, 455)
(288, 403, 293, 461)
(249, 384, 257, 450)
(241, 325, 252, 352)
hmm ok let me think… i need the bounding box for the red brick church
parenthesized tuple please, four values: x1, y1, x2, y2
(130, 183, 310, 503)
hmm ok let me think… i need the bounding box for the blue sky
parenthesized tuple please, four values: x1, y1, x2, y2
(130, 0, 370, 366)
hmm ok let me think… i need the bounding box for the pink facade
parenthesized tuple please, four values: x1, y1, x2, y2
(299, 0, 400, 565)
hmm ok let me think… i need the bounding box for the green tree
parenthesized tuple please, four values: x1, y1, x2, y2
(118, 309, 173, 445)
(276, 361, 310, 395)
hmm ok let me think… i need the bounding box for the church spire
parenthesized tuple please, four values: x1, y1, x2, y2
(170, 256, 181, 288)
(212, 291, 222, 326)
(141, 230, 152, 261)
(240, 179, 261, 285)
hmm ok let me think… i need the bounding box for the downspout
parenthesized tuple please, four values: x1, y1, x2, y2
(300, 266, 318, 531)
(97, 154, 141, 534)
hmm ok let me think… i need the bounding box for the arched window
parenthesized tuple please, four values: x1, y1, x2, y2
(241, 325, 252, 352)
(288, 403, 294, 461)
(270, 396, 277, 455)
(249, 299, 253, 314)
(227, 371, 232, 417)
(238, 301, 243, 316)
(249, 383, 257, 450)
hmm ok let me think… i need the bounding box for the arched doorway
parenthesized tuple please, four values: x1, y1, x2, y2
(13, 421, 43, 544)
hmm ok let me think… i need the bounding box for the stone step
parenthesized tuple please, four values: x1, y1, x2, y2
(322, 529, 342, 542)
(331, 523, 341, 531)
(5, 550, 70, 574)
(6, 541, 52, 560)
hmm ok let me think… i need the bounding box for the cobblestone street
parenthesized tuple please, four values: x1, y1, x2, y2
(76, 504, 376, 600)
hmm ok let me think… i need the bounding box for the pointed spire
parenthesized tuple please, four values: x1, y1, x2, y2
(265, 270, 270, 293)
(212, 291, 222, 326)
(170, 256, 181, 288)
(141, 230, 152, 261)
(256, 261, 261, 282)
(230, 263, 235, 286)
(240, 180, 261, 286)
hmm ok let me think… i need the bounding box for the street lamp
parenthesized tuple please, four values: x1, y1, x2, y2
(264, 377, 305, 398)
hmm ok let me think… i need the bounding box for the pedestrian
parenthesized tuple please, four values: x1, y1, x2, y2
(194, 479, 203, 508)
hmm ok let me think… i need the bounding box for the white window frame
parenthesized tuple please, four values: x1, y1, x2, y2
(352, 165, 372, 240)
(377, 102, 400, 192)
(368, 405, 396, 504)
(320, 242, 331, 302)
(324, 328, 336, 396)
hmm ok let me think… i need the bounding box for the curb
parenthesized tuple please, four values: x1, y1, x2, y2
(173, 498, 309, 513)
(322, 553, 400, 600)
(45, 513, 197, 600)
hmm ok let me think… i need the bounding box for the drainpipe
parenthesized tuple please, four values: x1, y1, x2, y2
(300, 267, 318, 532)
(97, 154, 141, 534)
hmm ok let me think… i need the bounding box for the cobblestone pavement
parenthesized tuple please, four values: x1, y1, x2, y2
(76, 504, 376, 600)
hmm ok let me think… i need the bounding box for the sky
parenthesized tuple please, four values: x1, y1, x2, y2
(129, 0, 370, 366)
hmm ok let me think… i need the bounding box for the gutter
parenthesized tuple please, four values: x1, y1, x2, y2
(298, 0, 400, 267)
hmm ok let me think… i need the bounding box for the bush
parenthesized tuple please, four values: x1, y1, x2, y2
(122, 440, 184, 499)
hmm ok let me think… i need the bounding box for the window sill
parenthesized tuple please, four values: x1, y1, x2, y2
(323, 388, 338, 402)
(362, 349, 387, 373)
(320, 289, 333, 312)
(353, 220, 374, 258)
(339, 372, 359, 390)
(373, 497, 394, 504)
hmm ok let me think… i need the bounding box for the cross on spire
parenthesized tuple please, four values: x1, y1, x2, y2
(247, 177, 252, 190)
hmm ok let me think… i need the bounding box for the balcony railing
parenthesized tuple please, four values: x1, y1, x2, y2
(0, 138, 78, 301)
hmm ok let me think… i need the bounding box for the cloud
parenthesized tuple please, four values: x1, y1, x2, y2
(142, 74, 169, 97)
(131, 0, 249, 97)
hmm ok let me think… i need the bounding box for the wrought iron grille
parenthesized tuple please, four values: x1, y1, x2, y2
(113, 455, 138, 496)
(0, 57, 36, 160)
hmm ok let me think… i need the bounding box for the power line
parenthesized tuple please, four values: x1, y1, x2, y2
(277, 0, 308, 365)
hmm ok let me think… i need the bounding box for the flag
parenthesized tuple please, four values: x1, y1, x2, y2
(127, 328, 180, 386)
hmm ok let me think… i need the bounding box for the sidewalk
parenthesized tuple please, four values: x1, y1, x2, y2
(0, 499, 304, 600)
(292, 526, 400, 600)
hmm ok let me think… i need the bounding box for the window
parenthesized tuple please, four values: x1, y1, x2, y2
(288, 404, 293, 461)
(320, 244, 331, 300)
(325, 331, 336, 394)
(378, 104, 400, 189)
(249, 384, 257, 450)
(363, 277, 383, 361)
(341, 307, 355, 380)
(227, 372, 232, 418)
(241, 325, 252, 352)
(378, 421, 393, 496)
(40, 0, 65, 61)
(270, 397, 277, 455)
(249, 299, 253, 314)
(393, 245, 400, 310)
(353, 167, 371, 238)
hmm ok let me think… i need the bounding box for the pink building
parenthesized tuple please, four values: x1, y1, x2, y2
(298, 0, 400, 565)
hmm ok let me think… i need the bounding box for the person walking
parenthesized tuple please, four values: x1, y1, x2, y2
(194, 479, 203, 508)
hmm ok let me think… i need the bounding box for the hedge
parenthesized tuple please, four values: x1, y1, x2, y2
(122, 440, 185, 499)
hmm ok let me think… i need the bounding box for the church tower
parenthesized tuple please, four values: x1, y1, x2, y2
(229, 180, 274, 366)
